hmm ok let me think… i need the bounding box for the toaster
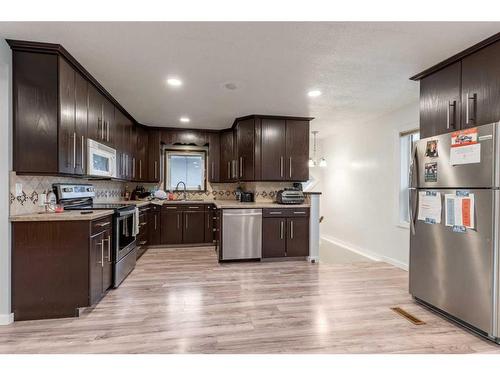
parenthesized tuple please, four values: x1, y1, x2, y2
(276, 189, 305, 205)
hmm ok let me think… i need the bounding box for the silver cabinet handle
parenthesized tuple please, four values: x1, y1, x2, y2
(227, 161, 231, 179)
(100, 240, 104, 267)
(107, 121, 110, 142)
(289, 157, 292, 178)
(293, 211, 306, 214)
(188, 206, 200, 209)
(185, 213, 189, 229)
(280, 220, 284, 239)
(81, 136, 85, 172)
(290, 220, 294, 240)
(211, 162, 215, 180)
(132, 157, 136, 179)
(269, 211, 282, 215)
(177, 213, 180, 229)
(97, 222, 110, 227)
(280, 156, 284, 177)
(165, 206, 177, 210)
(466, 92, 477, 125)
(239, 157, 243, 178)
(98, 118, 102, 140)
(154, 161, 158, 179)
(139, 159, 142, 179)
(154, 214, 157, 230)
(73, 132, 76, 169)
(103, 235, 111, 261)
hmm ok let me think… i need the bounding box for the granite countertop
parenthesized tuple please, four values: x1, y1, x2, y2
(10, 210, 115, 222)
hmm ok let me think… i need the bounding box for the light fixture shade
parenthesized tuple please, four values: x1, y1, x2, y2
(319, 158, 327, 167)
(308, 158, 316, 168)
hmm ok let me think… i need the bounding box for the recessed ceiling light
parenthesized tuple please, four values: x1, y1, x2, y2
(179, 117, 190, 123)
(307, 90, 321, 97)
(167, 77, 183, 87)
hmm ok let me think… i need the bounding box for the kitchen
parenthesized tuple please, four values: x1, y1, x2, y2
(2, 11, 500, 372)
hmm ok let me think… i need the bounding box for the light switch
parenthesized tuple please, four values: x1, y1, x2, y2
(15, 183, 23, 197)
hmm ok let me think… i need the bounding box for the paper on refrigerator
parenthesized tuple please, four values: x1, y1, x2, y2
(444, 193, 475, 229)
(417, 191, 442, 224)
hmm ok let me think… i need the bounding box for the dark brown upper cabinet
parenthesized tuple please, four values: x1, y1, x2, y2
(207, 132, 221, 183)
(220, 129, 236, 182)
(235, 118, 255, 180)
(285, 120, 310, 181)
(411, 32, 500, 138)
(12, 51, 59, 174)
(261, 118, 287, 181)
(162, 129, 207, 146)
(147, 129, 161, 183)
(134, 126, 148, 182)
(59, 58, 88, 176)
(461, 40, 500, 129)
(87, 84, 104, 143)
(419, 62, 461, 138)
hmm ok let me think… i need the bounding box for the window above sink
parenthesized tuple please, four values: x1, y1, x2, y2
(164, 148, 207, 192)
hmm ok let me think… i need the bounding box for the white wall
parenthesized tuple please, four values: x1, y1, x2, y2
(0, 39, 12, 324)
(319, 101, 419, 270)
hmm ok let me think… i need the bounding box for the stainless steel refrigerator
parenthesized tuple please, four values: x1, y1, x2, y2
(409, 122, 500, 343)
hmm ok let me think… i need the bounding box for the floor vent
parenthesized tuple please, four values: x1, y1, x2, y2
(391, 307, 425, 325)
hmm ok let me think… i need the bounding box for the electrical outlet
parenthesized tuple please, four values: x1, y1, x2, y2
(39, 193, 47, 207)
(15, 183, 23, 197)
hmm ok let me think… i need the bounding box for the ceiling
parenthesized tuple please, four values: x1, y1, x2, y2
(0, 22, 499, 136)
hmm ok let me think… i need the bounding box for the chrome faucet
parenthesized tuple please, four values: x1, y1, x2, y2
(175, 181, 187, 200)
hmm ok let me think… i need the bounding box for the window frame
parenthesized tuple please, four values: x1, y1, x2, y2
(163, 148, 208, 192)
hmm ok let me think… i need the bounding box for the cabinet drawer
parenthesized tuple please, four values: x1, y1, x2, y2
(91, 216, 113, 235)
(139, 205, 151, 214)
(262, 208, 309, 218)
(162, 205, 182, 211)
(183, 204, 205, 212)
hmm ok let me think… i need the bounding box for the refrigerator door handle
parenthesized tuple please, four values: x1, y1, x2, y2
(409, 188, 418, 235)
(409, 142, 419, 189)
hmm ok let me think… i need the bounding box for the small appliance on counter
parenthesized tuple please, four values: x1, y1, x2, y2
(131, 186, 151, 200)
(240, 191, 254, 202)
(276, 188, 305, 205)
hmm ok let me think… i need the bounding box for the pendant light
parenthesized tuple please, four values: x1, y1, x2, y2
(309, 131, 327, 168)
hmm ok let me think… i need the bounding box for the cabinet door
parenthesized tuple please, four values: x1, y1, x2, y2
(262, 217, 286, 258)
(261, 119, 286, 180)
(149, 211, 161, 245)
(58, 57, 76, 175)
(89, 232, 104, 305)
(286, 217, 309, 257)
(13, 51, 59, 174)
(461, 40, 500, 128)
(130, 125, 138, 181)
(183, 211, 205, 244)
(207, 132, 220, 183)
(74, 72, 88, 176)
(285, 120, 309, 181)
(147, 129, 161, 182)
(161, 211, 183, 244)
(102, 99, 115, 146)
(220, 130, 234, 182)
(419, 62, 461, 138)
(102, 230, 113, 292)
(87, 84, 103, 142)
(236, 119, 255, 180)
(136, 127, 148, 181)
(204, 208, 214, 243)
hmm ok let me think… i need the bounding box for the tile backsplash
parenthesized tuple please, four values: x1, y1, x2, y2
(9, 172, 296, 215)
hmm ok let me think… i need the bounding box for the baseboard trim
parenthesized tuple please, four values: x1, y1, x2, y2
(0, 313, 14, 325)
(321, 235, 409, 271)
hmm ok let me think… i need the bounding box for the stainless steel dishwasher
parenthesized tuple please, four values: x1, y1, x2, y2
(222, 209, 262, 260)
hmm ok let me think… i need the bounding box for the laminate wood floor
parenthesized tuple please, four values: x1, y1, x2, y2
(1, 246, 499, 354)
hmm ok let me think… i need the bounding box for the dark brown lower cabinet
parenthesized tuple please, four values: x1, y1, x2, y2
(204, 205, 216, 243)
(183, 211, 205, 244)
(262, 208, 310, 258)
(90, 228, 112, 305)
(136, 212, 149, 259)
(262, 217, 287, 258)
(12, 215, 113, 321)
(161, 210, 183, 244)
(286, 217, 309, 257)
(149, 208, 161, 245)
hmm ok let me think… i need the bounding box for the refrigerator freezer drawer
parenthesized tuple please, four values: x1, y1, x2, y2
(410, 188, 494, 334)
